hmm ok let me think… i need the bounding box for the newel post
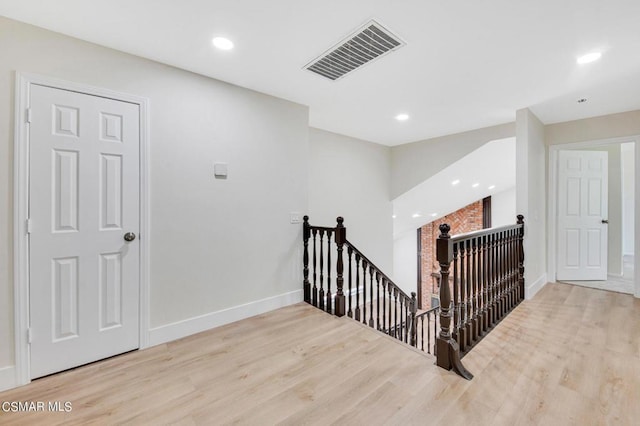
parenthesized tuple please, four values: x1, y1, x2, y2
(517, 215, 525, 301)
(410, 292, 417, 347)
(436, 224, 473, 380)
(334, 217, 346, 317)
(303, 216, 311, 303)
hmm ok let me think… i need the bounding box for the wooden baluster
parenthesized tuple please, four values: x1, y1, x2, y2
(319, 229, 325, 311)
(509, 229, 515, 310)
(362, 260, 368, 325)
(421, 315, 425, 352)
(487, 234, 495, 328)
(501, 230, 507, 317)
(347, 247, 353, 318)
(436, 309, 440, 355)
(476, 236, 484, 336)
(436, 224, 472, 379)
(394, 287, 399, 338)
(465, 239, 473, 348)
(452, 243, 459, 343)
(369, 268, 374, 328)
(334, 218, 346, 317)
(312, 229, 318, 307)
(503, 230, 509, 314)
(496, 232, 503, 321)
(491, 231, 498, 326)
(404, 297, 409, 343)
(459, 240, 467, 352)
(376, 273, 381, 330)
(303, 216, 311, 303)
(410, 292, 417, 346)
(469, 238, 480, 342)
(355, 254, 361, 321)
(482, 234, 489, 333)
(399, 296, 405, 341)
(518, 215, 525, 302)
(382, 279, 387, 332)
(326, 229, 332, 313)
(500, 230, 506, 318)
(387, 283, 393, 336)
(514, 227, 520, 303)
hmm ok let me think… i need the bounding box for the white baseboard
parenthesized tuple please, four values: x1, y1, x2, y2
(148, 289, 303, 347)
(0, 366, 17, 393)
(525, 273, 547, 300)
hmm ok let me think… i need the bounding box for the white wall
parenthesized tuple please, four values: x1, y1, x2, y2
(516, 109, 547, 298)
(392, 229, 417, 297)
(621, 143, 635, 255)
(308, 128, 393, 273)
(0, 17, 308, 377)
(390, 122, 514, 198)
(491, 186, 517, 227)
(545, 110, 640, 145)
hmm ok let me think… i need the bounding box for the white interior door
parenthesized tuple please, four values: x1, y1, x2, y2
(557, 150, 608, 281)
(29, 84, 140, 379)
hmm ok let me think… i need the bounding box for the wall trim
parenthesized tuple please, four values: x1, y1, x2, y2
(0, 366, 17, 393)
(548, 135, 640, 299)
(13, 72, 151, 387)
(148, 290, 304, 347)
(525, 273, 547, 300)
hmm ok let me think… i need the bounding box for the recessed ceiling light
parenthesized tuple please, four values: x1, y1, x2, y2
(488, 185, 496, 190)
(412, 213, 422, 218)
(392, 214, 397, 219)
(395, 113, 410, 121)
(472, 183, 479, 188)
(577, 52, 601, 65)
(577, 98, 587, 103)
(451, 179, 460, 186)
(212, 37, 234, 50)
(430, 213, 438, 217)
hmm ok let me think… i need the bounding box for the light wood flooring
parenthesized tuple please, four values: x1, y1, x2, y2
(1, 282, 639, 425)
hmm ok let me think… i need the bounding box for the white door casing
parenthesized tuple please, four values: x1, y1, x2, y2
(28, 84, 140, 379)
(556, 150, 608, 281)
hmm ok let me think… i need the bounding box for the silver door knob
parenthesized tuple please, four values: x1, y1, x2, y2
(124, 232, 136, 242)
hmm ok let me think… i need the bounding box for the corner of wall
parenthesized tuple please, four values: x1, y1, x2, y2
(0, 366, 17, 392)
(525, 273, 548, 300)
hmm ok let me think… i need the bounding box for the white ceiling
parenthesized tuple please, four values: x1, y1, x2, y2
(1, 1, 640, 146)
(392, 138, 516, 238)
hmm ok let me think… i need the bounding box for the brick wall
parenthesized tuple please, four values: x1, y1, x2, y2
(419, 200, 484, 309)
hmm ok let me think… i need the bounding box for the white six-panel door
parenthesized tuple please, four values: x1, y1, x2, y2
(556, 150, 608, 281)
(29, 84, 140, 379)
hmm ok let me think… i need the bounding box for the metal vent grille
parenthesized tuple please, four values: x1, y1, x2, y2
(304, 20, 405, 81)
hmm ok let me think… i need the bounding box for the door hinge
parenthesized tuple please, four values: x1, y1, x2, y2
(26, 108, 32, 124)
(27, 328, 33, 344)
(26, 218, 32, 234)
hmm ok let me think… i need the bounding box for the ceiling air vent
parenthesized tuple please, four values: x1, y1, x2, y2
(304, 20, 405, 81)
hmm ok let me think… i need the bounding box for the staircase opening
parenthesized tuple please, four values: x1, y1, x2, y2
(302, 214, 525, 380)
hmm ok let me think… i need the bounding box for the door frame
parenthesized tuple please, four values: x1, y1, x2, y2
(13, 72, 151, 386)
(548, 135, 640, 298)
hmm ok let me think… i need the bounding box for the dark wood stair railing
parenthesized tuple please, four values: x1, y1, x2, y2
(303, 216, 421, 350)
(302, 215, 525, 380)
(436, 215, 525, 380)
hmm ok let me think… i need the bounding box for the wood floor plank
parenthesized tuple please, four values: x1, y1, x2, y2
(0, 283, 638, 425)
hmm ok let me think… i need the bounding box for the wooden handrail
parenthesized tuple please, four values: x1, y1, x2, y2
(450, 223, 521, 242)
(303, 216, 418, 347)
(344, 239, 413, 302)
